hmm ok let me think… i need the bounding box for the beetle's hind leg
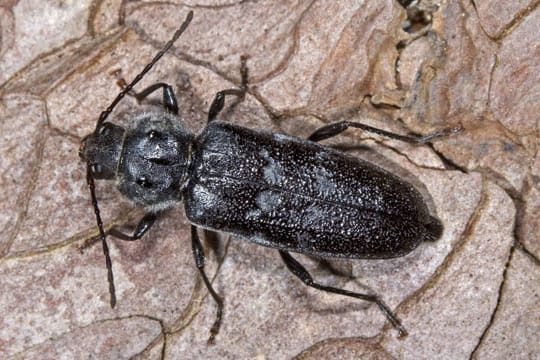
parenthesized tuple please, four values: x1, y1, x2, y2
(308, 120, 461, 143)
(112, 69, 179, 114)
(191, 225, 224, 345)
(279, 250, 408, 338)
(207, 56, 249, 123)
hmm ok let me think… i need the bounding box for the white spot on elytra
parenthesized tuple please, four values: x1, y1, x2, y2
(260, 149, 284, 185)
(273, 133, 296, 142)
(192, 184, 218, 216)
(314, 167, 336, 197)
(256, 190, 281, 212)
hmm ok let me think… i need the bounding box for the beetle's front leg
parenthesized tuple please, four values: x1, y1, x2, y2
(78, 213, 157, 308)
(79, 213, 157, 251)
(279, 250, 408, 338)
(191, 225, 224, 345)
(113, 70, 179, 114)
(107, 213, 157, 241)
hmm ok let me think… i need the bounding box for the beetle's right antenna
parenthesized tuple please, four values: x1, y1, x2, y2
(86, 11, 194, 308)
(87, 163, 117, 307)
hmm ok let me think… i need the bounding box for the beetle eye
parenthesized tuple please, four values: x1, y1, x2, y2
(136, 176, 152, 188)
(99, 123, 112, 136)
(91, 163, 103, 175)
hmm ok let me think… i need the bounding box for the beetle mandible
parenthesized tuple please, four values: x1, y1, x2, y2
(79, 11, 459, 342)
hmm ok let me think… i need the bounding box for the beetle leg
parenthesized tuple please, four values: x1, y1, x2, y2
(279, 250, 408, 338)
(79, 213, 157, 251)
(78, 212, 156, 308)
(132, 83, 179, 115)
(107, 212, 157, 241)
(308, 120, 461, 143)
(207, 56, 248, 123)
(191, 225, 224, 345)
(113, 71, 179, 115)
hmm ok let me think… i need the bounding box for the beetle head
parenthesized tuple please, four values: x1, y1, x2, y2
(80, 122, 125, 179)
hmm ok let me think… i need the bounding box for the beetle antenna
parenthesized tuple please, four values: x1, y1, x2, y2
(87, 11, 194, 307)
(95, 10, 194, 130)
(86, 163, 117, 307)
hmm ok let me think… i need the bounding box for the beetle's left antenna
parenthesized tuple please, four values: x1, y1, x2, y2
(96, 10, 193, 130)
(86, 11, 194, 308)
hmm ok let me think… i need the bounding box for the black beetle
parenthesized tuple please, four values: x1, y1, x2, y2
(80, 11, 459, 342)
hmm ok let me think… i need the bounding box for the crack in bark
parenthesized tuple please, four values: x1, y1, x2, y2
(469, 240, 515, 359)
(468, 168, 539, 357)
(0, 100, 48, 258)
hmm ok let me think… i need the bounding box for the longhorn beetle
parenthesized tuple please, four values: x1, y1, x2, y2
(80, 11, 459, 343)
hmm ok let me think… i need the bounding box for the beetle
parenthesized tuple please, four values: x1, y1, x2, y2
(79, 11, 459, 343)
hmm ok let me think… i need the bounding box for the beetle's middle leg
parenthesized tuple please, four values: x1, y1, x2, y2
(191, 225, 224, 345)
(279, 250, 408, 338)
(308, 120, 461, 143)
(207, 56, 249, 123)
